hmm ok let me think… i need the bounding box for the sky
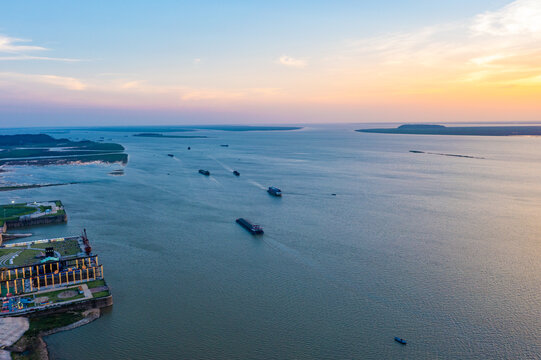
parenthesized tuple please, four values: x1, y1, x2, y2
(1, 0, 540, 126)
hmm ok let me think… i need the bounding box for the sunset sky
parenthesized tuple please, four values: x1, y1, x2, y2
(1, 0, 540, 126)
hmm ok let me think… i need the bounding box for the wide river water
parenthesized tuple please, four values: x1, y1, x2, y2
(1, 124, 541, 359)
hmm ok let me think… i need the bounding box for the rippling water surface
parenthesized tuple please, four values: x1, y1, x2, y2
(2, 124, 541, 359)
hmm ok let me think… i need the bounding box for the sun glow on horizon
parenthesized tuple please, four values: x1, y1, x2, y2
(1, 0, 541, 125)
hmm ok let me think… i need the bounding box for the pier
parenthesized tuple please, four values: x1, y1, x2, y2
(0, 235, 111, 317)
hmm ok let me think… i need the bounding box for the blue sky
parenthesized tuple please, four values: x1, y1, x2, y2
(1, 0, 538, 126)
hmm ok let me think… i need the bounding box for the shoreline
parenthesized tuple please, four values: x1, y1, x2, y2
(8, 308, 102, 360)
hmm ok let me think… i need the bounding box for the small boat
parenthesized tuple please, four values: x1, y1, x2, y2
(267, 186, 282, 196)
(167, 154, 174, 157)
(236, 218, 264, 234)
(188, 147, 191, 150)
(394, 337, 407, 345)
(199, 169, 210, 176)
(220, 144, 229, 147)
(233, 170, 240, 176)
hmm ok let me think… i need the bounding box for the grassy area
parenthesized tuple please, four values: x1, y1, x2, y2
(38, 205, 51, 212)
(32, 239, 81, 256)
(26, 311, 84, 336)
(92, 290, 110, 298)
(86, 279, 106, 289)
(0, 152, 128, 166)
(0, 204, 36, 225)
(0, 240, 79, 267)
(12, 249, 43, 266)
(0, 248, 43, 267)
(0, 200, 66, 224)
(37, 288, 85, 303)
(0, 248, 18, 257)
(11, 311, 85, 360)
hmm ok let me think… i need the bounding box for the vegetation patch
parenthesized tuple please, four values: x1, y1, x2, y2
(32, 239, 81, 257)
(0, 134, 127, 166)
(92, 290, 110, 298)
(11, 311, 85, 360)
(37, 289, 85, 303)
(86, 279, 106, 289)
(0, 204, 36, 225)
(27, 311, 84, 336)
(12, 249, 43, 266)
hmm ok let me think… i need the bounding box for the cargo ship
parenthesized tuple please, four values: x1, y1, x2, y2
(236, 218, 264, 234)
(199, 169, 210, 176)
(267, 186, 282, 196)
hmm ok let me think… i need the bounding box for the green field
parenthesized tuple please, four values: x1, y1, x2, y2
(32, 239, 81, 256)
(0, 239, 81, 266)
(86, 279, 106, 288)
(25, 311, 84, 336)
(0, 134, 127, 166)
(0, 204, 36, 225)
(12, 249, 43, 266)
(92, 290, 110, 298)
(38, 288, 85, 303)
(0, 200, 66, 225)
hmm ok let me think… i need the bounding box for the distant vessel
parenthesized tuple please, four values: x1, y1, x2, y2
(188, 147, 191, 150)
(221, 144, 229, 147)
(394, 337, 407, 345)
(167, 154, 174, 157)
(236, 218, 264, 234)
(199, 169, 210, 176)
(267, 186, 282, 196)
(233, 170, 240, 176)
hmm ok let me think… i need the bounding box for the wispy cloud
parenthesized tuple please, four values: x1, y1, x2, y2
(0, 34, 80, 62)
(277, 55, 306, 68)
(0, 35, 45, 53)
(339, 0, 541, 92)
(0, 72, 86, 90)
(472, 0, 541, 36)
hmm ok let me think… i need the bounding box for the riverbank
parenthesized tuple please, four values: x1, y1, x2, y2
(0, 183, 77, 192)
(8, 308, 102, 360)
(357, 124, 541, 136)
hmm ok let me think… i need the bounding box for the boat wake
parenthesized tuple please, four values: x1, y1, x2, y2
(208, 156, 233, 172)
(209, 176, 222, 186)
(247, 180, 266, 190)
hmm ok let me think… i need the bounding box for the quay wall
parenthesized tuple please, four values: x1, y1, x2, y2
(5, 214, 67, 229)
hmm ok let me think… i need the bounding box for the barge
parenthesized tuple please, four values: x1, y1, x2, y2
(236, 218, 264, 234)
(267, 186, 282, 196)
